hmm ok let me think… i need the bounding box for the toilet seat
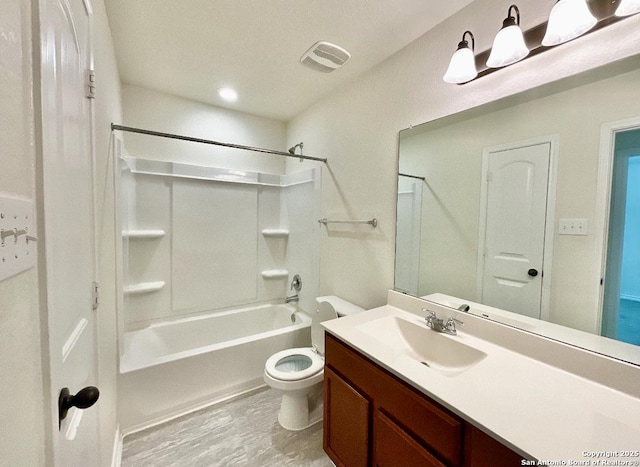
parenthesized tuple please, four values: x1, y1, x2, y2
(265, 347, 324, 381)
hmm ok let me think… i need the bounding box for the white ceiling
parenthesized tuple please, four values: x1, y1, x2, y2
(105, 0, 474, 122)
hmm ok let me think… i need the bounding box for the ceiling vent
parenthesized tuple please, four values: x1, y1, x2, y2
(300, 41, 351, 73)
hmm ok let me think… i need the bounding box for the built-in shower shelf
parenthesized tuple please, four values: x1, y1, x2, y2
(261, 229, 289, 238)
(124, 281, 166, 295)
(261, 270, 289, 279)
(122, 229, 166, 239)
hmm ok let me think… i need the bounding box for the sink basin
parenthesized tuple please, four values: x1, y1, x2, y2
(356, 315, 487, 377)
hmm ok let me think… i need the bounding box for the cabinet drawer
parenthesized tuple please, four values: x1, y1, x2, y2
(375, 410, 446, 467)
(377, 371, 463, 466)
(325, 333, 379, 394)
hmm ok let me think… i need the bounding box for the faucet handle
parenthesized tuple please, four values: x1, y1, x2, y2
(423, 309, 438, 329)
(444, 316, 464, 335)
(422, 308, 437, 318)
(448, 316, 464, 326)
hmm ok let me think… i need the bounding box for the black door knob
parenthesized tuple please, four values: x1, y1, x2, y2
(528, 268, 539, 277)
(58, 386, 99, 428)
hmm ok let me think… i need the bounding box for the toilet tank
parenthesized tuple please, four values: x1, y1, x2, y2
(312, 296, 364, 354)
(315, 295, 365, 317)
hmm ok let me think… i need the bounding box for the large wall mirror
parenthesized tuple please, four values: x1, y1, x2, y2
(395, 54, 640, 365)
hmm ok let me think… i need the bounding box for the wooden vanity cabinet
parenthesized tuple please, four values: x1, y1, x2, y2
(324, 366, 371, 466)
(323, 333, 523, 467)
(463, 424, 523, 467)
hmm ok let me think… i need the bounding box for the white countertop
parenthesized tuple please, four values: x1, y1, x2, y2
(323, 304, 640, 462)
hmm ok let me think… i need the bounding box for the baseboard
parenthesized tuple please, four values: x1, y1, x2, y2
(111, 424, 123, 467)
(121, 381, 267, 437)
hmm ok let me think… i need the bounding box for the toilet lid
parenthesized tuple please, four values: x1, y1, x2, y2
(311, 301, 338, 355)
(265, 347, 324, 381)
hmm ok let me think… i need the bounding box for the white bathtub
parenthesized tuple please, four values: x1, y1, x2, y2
(117, 303, 311, 433)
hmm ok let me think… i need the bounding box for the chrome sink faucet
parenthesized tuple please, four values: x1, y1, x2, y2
(424, 310, 464, 335)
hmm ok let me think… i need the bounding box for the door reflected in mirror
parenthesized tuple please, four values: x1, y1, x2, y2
(602, 131, 640, 346)
(395, 55, 640, 361)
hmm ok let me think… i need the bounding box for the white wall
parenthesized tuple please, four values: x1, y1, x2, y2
(287, 0, 640, 311)
(121, 84, 287, 174)
(0, 0, 46, 465)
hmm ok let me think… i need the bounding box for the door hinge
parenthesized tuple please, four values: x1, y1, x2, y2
(86, 69, 96, 99)
(486, 171, 493, 182)
(92, 281, 100, 310)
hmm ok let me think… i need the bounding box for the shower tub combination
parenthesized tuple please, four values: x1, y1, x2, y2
(115, 139, 322, 433)
(117, 303, 311, 432)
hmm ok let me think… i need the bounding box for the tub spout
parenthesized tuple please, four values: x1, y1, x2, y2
(285, 294, 299, 304)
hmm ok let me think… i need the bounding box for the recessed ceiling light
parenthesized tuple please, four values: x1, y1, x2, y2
(218, 87, 238, 102)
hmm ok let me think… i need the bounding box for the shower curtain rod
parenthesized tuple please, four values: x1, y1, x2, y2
(398, 172, 426, 181)
(111, 124, 328, 164)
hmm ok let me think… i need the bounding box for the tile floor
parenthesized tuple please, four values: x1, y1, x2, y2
(121, 387, 334, 467)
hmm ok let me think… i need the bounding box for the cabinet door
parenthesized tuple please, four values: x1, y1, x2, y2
(463, 424, 524, 467)
(377, 373, 463, 465)
(324, 367, 370, 467)
(374, 410, 446, 467)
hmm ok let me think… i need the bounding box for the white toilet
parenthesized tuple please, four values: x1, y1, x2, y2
(263, 295, 363, 431)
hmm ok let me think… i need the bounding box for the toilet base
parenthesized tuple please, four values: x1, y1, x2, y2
(276, 383, 323, 431)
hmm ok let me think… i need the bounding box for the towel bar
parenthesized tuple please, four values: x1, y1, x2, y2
(318, 218, 377, 228)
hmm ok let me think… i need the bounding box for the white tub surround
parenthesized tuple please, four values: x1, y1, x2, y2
(323, 290, 640, 461)
(118, 153, 322, 327)
(118, 304, 311, 433)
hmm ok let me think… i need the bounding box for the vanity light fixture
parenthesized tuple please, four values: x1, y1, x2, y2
(615, 0, 640, 16)
(443, 31, 478, 84)
(486, 5, 529, 68)
(444, 0, 639, 85)
(541, 0, 597, 46)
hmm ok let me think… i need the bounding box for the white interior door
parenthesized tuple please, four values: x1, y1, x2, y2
(479, 142, 551, 319)
(40, 0, 100, 465)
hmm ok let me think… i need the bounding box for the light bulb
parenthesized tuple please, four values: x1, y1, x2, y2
(542, 0, 597, 46)
(486, 5, 530, 68)
(443, 31, 478, 84)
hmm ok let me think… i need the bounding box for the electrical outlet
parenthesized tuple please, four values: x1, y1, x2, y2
(559, 218, 588, 236)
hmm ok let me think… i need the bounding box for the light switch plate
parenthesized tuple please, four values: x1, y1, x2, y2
(558, 218, 588, 236)
(0, 193, 36, 281)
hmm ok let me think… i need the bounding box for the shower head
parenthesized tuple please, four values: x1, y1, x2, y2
(288, 142, 304, 155)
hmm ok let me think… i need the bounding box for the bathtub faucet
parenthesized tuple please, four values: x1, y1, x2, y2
(285, 274, 302, 304)
(285, 294, 299, 304)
